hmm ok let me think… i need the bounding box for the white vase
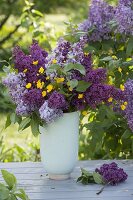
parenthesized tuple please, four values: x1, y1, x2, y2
(39, 111, 79, 180)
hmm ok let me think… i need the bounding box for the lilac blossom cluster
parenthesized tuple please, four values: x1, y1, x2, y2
(78, 0, 133, 41)
(124, 79, 133, 131)
(39, 101, 63, 123)
(95, 162, 128, 185)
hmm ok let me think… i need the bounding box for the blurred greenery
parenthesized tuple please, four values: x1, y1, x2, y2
(0, 0, 132, 162)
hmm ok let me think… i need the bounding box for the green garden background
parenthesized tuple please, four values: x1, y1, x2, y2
(0, 0, 132, 163)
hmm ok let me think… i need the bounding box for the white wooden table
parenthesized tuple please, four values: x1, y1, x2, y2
(0, 160, 133, 200)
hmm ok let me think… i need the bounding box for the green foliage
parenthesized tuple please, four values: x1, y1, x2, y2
(0, 170, 29, 200)
(79, 105, 133, 160)
(77, 168, 104, 185)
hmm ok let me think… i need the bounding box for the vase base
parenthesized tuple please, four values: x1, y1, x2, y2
(48, 173, 70, 180)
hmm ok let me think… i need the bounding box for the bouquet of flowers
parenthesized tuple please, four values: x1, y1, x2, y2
(3, 36, 126, 136)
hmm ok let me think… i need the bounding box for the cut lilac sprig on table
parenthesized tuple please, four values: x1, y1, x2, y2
(77, 162, 128, 195)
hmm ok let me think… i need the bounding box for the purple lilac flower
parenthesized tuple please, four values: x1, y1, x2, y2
(30, 40, 48, 65)
(115, 2, 133, 35)
(79, 0, 115, 41)
(13, 41, 48, 83)
(12, 46, 32, 72)
(85, 68, 107, 83)
(3, 72, 33, 116)
(48, 91, 68, 110)
(95, 162, 128, 185)
(71, 96, 85, 110)
(85, 84, 114, 108)
(119, 0, 132, 6)
(124, 79, 133, 131)
(23, 88, 44, 109)
(39, 101, 63, 123)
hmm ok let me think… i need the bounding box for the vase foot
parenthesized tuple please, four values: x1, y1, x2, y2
(48, 173, 70, 180)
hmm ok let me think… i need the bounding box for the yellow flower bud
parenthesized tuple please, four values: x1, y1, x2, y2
(82, 111, 88, 116)
(84, 52, 89, 56)
(33, 60, 38, 65)
(120, 84, 125, 91)
(124, 102, 128, 106)
(121, 104, 126, 111)
(46, 76, 50, 80)
(108, 97, 113, 103)
(52, 59, 57, 64)
(56, 77, 65, 83)
(23, 69, 28, 73)
(78, 94, 84, 99)
(26, 83, 32, 89)
(47, 84, 53, 93)
(118, 67, 122, 73)
(42, 91, 47, 97)
(39, 67, 45, 74)
(68, 87, 73, 92)
(37, 80, 44, 89)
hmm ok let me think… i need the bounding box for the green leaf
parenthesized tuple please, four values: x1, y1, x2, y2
(15, 189, 30, 200)
(81, 168, 92, 177)
(18, 117, 31, 131)
(126, 36, 133, 56)
(93, 172, 103, 184)
(5, 114, 11, 129)
(1, 170, 17, 190)
(100, 56, 113, 61)
(67, 79, 78, 89)
(76, 81, 91, 92)
(0, 183, 10, 200)
(31, 9, 43, 17)
(46, 64, 60, 73)
(64, 63, 86, 75)
(122, 130, 132, 140)
(30, 114, 40, 137)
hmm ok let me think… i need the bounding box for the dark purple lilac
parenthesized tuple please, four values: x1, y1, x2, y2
(71, 95, 85, 110)
(23, 88, 44, 109)
(95, 162, 128, 185)
(85, 84, 114, 108)
(30, 40, 48, 65)
(48, 91, 68, 110)
(13, 46, 32, 72)
(85, 68, 107, 83)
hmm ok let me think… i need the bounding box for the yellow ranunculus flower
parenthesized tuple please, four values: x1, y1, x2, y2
(124, 102, 128, 106)
(120, 84, 125, 91)
(121, 104, 126, 111)
(78, 94, 84, 99)
(46, 76, 50, 80)
(68, 87, 73, 92)
(108, 97, 113, 103)
(56, 77, 65, 83)
(39, 67, 45, 74)
(26, 83, 32, 89)
(47, 84, 53, 92)
(33, 60, 38, 65)
(37, 80, 44, 89)
(52, 59, 57, 64)
(23, 69, 28, 73)
(82, 111, 88, 116)
(118, 67, 122, 73)
(42, 91, 47, 97)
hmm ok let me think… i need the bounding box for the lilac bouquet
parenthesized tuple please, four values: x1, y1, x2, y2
(3, 38, 126, 136)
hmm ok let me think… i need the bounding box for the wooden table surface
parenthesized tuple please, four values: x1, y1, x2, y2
(0, 160, 133, 200)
